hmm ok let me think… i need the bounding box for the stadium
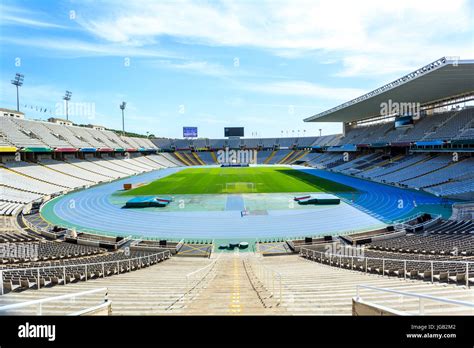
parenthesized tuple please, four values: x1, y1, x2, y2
(0, 1, 473, 345)
(1, 56, 473, 319)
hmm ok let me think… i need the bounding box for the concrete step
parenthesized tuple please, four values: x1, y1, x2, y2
(1, 253, 472, 315)
(259, 255, 474, 315)
(0, 257, 212, 315)
(184, 253, 284, 315)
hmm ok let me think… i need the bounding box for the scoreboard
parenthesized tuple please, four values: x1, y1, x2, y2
(183, 127, 198, 138)
(224, 127, 244, 137)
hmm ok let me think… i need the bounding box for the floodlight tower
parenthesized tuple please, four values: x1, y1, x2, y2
(11, 73, 24, 112)
(120, 102, 127, 136)
(63, 91, 72, 120)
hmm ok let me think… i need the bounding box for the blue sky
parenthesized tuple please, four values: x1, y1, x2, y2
(0, 0, 472, 138)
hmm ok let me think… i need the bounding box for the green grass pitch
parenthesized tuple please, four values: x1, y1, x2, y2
(121, 167, 356, 195)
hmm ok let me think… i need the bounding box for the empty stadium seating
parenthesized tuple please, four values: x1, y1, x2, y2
(299, 217, 474, 287)
(0, 153, 181, 216)
(339, 107, 474, 145)
(1, 249, 170, 293)
(367, 220, 474, 256)
(0, 116, 157, 150)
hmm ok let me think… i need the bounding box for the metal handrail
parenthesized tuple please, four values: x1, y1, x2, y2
(355, 284, 474, 315)
(175, 253, 222, 307)
(1, 250, 170, 273)
(248, 258, 282, 305)
(392, 212, 428, 224)
(186, 255, 220, 279)
(394, 214, 442, 230)
(0, 287, 109, 315)
(300, 247, 473, 287)
(68, 301, 112, 316)
(301, 246, 474, 265)
(0, 250, 170, 295)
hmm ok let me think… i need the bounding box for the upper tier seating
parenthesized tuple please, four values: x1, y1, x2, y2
(338, 107, 474, 145)
(260, 138, 277, 148)
(42, 122, 91, 148)
(208, 139, 225, 149)
(11, 118, 71, 148)
(152, 138, 173, 150)
(278, 137, 298, 148)
(243, 138, 260, 148)
(0, 115, 158, 150)
(0, 117, 47, 148)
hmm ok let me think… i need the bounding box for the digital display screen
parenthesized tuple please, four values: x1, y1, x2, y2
(394, 116, 414, 128)
(183, 127, 198, 138)
(224, 127, 244, 137)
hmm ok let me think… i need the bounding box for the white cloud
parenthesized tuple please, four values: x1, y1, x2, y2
(73, 0, 473, 76)
(4, 0, 471, 77)
(0, 36, 181, 59)
(151, 60, 232, 77)
(242, 80, 364, 100)
(1, 14, 67, 29)
(0, 4, 68, 29)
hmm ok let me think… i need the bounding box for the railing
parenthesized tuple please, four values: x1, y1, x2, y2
(175, 239, 185, 253)
(179, 254, 221, 306)
(300, 247, 473, 288)
(0, 250, 171, 295)
(355, 284, 474, 315)
(0, 287, 110, 315)
(247, 257, 282, 305)
(394, 213, 442, 231)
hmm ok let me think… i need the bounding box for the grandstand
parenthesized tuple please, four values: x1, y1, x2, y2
(0, 57, 473, 320)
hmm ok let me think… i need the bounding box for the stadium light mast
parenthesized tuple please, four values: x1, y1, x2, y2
(11, 73, 24, 112)
(63, 91, 72, 121)
(319, 129, 322, 137)
(120, 102, 126, 136)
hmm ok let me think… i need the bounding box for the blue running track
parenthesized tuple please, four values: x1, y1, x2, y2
(40, 167, 454, 240)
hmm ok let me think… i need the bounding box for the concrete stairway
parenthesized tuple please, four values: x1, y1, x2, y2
(184, 253, 284, 315)
(259, 255, 474, 315)
(2, 253, 472, 315)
